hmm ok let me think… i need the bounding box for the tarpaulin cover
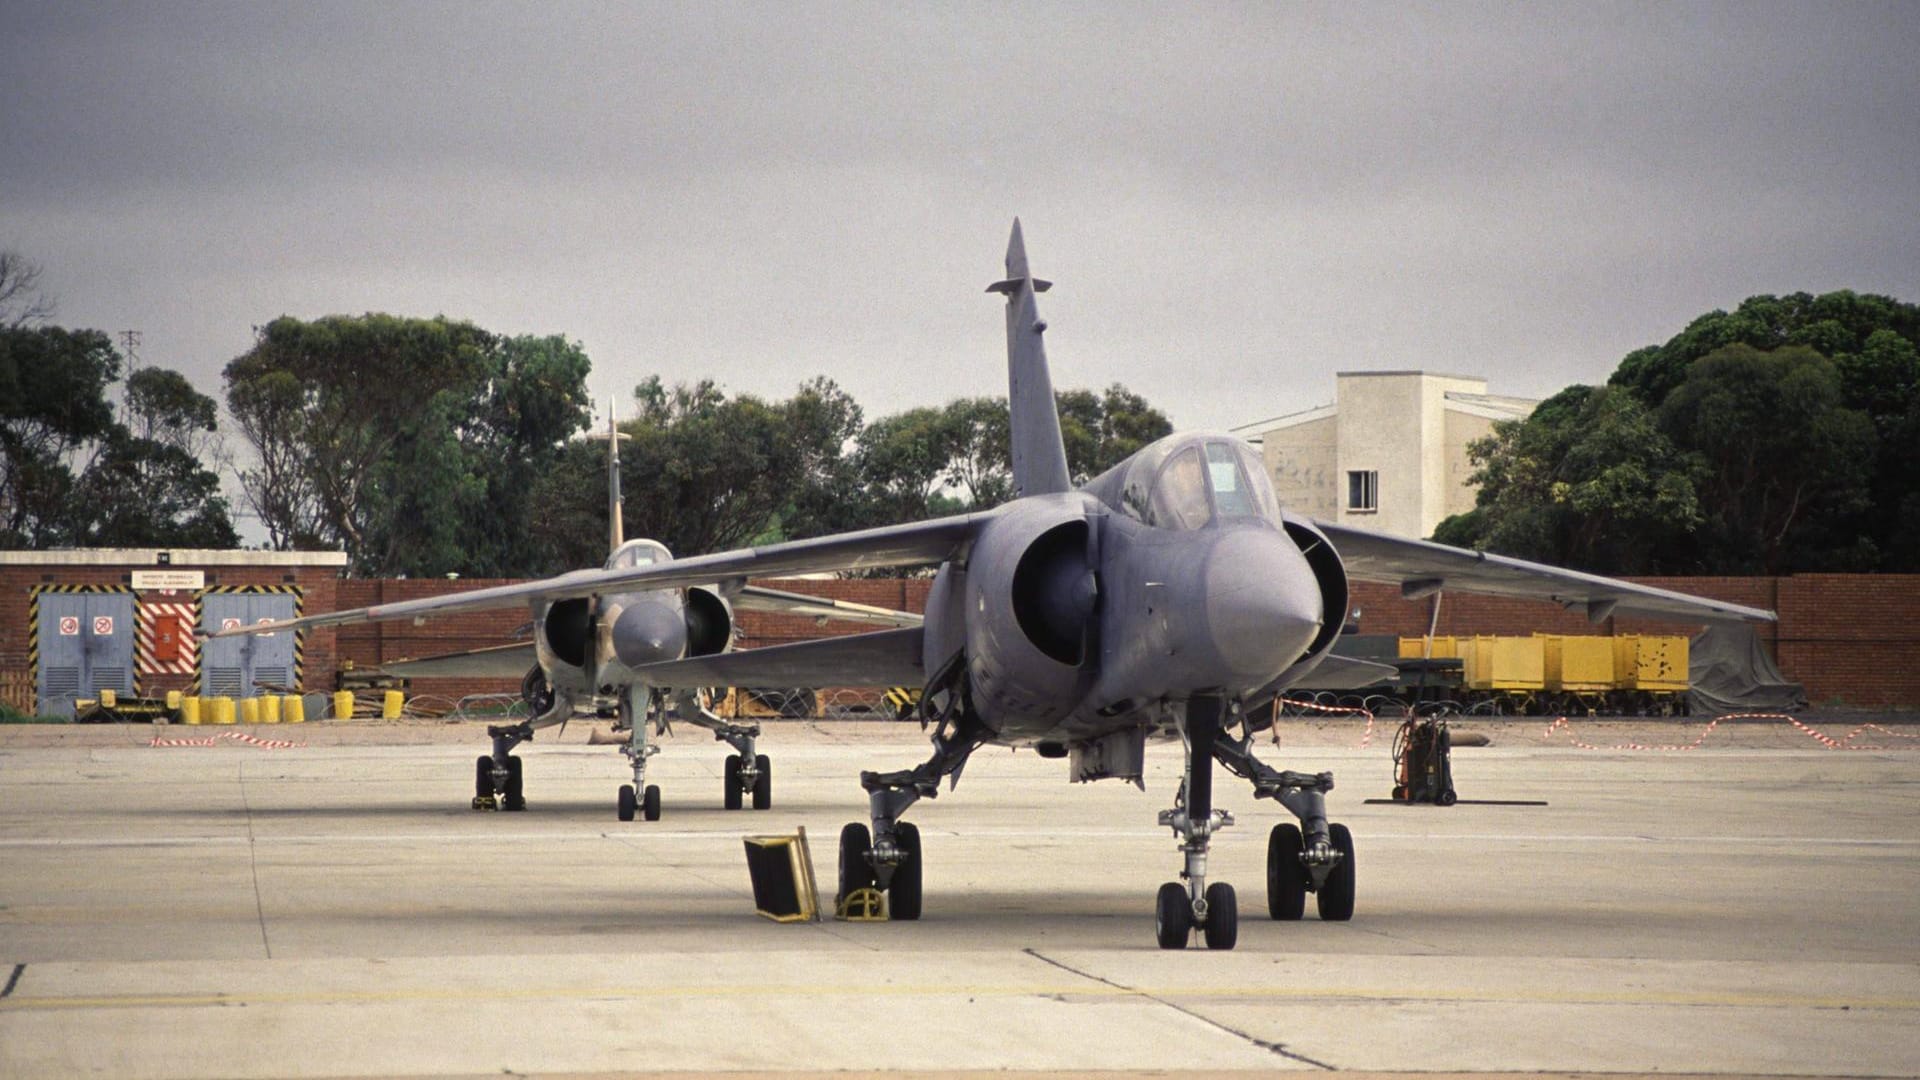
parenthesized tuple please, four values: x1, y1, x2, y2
(1689, 623, 1806, 714)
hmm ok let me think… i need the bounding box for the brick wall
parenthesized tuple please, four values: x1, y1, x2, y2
(0, 562, 341, 704)
(8, 563, 1914, 709)
(1345, 574, 1918, 708)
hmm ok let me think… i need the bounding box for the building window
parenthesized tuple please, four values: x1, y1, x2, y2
(1347, 470, 1378, 512)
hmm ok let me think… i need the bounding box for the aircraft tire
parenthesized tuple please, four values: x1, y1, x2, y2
(1155, 882, 1192, 949)
(837, 822, 874, 905)
(474, 755, 493, 799)
(1266, 823, 1307, 920)
(617, 783, 636, 822)
(751, 754, 772, 810)
(889, 822, 922, 920)
(1203, 882, 1238, 950)
(723, 754, 743, 810)
(1316, 823, 1356, 921)
(642, 784, 661, 822)
(503, 756, 526, 812)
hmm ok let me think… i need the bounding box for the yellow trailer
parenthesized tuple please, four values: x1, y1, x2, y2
(1539, 634, 1617, 692)
(1614, 635, 1689, 692)
(1462, 635, 1545, 691)
(1398, 635, 1463, 659)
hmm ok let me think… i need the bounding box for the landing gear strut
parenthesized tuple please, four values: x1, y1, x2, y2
(1214, 707, 1354, 921)
(836, 700, 982, 920)
(1156, 694, 1238, 949)
(472, 722, 532, 812)
(617, 686, 661, 821)
(715, 716, 770, 811)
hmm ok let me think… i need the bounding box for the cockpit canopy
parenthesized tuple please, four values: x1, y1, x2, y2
(604, 538, 674, 571)
(1086, 434, 1280, 531)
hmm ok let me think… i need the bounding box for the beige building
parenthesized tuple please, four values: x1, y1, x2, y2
(1233, 372, 1538, 540)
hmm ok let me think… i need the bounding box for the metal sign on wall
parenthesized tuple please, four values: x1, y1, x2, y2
(131, 570, 206, 591)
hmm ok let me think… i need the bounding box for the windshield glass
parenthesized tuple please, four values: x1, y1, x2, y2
(1151, 447, 1213, 529)
(1207, 440, 1278, 522)
(1098, 434, 1281, 530)
(605, 539, 672, 570)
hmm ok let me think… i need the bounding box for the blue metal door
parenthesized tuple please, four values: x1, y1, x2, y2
(36, 592, 136, 717)
(199, 593, 299, 696)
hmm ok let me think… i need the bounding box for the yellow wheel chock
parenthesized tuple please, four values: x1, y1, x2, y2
(835, 887, 888, 922)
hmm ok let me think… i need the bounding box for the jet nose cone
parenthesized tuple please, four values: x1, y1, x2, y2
(1203, 527, 1322, 683)
(612, 600, 687, 669)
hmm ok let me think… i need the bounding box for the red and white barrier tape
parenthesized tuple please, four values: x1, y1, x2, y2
(1544, 714, 1908, 752)
(150, 730, 306, 750)
(1276, 698, 1378, 749)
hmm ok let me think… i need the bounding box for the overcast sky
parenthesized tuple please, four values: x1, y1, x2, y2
(5, 1, 1917, 442)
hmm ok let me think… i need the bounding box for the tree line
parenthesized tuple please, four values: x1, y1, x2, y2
(7, 244, 1917, 577)
(1, 253, 1171, 575)
(1434, 290, 1920, 574)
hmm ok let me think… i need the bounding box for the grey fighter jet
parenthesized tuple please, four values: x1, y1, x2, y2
(212, 410, 921, 821)
(229, 222, 1773, 949)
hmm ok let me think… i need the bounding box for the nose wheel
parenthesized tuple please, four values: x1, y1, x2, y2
(1156, 694, 1238, 950)
(617, 782, 661, 822)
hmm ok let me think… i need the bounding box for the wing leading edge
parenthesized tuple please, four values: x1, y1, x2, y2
(210, 511, 992, 639)
(1315, 520, 1776, 624)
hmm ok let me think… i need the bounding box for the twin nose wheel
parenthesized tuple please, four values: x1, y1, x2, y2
(1156, 881, 1238, 949)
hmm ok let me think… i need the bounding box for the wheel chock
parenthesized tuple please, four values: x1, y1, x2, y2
(471, 796, 498, 811)
(835, 887, 887, 922)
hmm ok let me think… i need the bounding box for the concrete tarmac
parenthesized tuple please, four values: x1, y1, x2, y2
(0, 716, 1916, 1078)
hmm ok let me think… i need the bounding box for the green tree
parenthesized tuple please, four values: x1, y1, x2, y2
(1057, 384, 1174, 483)
(1, 327, 234, 548)
(1610, 290, 1920, 409)
(0, 327, 120, 543)
(1656, 344, 1876, 573)
(1432, 385, 1700, 574)
(226, 315, 591, 575)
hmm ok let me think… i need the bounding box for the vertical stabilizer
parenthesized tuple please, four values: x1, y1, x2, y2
(986, 219, 1071, 497)
(599, 403, 627, 556)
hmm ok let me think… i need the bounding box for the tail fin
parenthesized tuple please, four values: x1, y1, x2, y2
(986, 218, 1071, 497)
(597, 402, 627, 556)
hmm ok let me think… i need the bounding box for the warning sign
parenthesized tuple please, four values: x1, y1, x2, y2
(221, 618, 241, 632)
(93, 616, 115, 636)
(59, 616, 80, 636)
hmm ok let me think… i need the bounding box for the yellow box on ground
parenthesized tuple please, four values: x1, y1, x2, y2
(260, 695, 282, 723)
(382, 690, 404, 719)
(284, 695, 305, 723)
(1541, 634, 1617, 691)
(238, 697, 260, 724)
(1615, 635, 1689, 691)
(332, 691, 355, 720)
(210, 697, 236, 725)
(179, 696, 201, 725)
(1464, 635, 1545, 691)
(1398, 635, 1462, 659)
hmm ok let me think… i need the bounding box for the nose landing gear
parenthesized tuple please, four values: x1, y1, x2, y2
(1156, 694, 1239, 949)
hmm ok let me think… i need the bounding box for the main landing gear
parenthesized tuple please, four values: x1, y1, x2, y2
(1213, 703, 1355, 925)
(473, 722, 532, 812)
(716, 719, 771, 812)
(835, 708, 983, 921)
